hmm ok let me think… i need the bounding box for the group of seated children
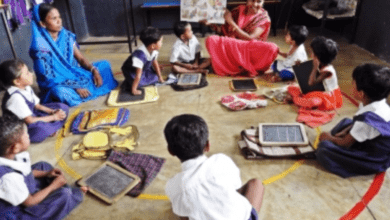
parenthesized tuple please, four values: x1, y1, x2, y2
(121, 22, 211, 95)
(1, 17, 390, 219)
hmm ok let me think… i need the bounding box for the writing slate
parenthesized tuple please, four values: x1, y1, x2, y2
(177, 73, 202, 86)
(259, 123, 309, 146)
(231, 79, 257, 91)
(293, 60, 325, 94)
(117, 82, 145, 103)
(79, 161, 141, 204)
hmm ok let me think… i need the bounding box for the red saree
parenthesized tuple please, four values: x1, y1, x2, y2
(221, 5, 271, 41)
(205, 35, 278, 77)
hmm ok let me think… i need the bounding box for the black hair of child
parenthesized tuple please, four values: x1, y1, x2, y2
(0, 115, 25, 156)
(288, 25, 308, 46)
(0, 59, 25, 90)
(164, 114, 209, 162)
(310, 36, 338, 66)
(173, 21, 190, 38)
(352, 63, 390, 102)
(39, 3, 55, 22)
(139, 26, 162, 47)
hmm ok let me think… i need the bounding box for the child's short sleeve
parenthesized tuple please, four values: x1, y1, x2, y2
(170, 44, 181, 63)
(350, 121, 381, 142)
(5, 94, 33, 119)
(132, 56, 144, 69)
(0, 173, 29, 206)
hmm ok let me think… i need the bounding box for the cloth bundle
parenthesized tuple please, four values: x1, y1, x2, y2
(107, 151, 166, 197)
(72, 125, 139, 160)
(221, 92, 267, 111)
(70, 108, 130, 134)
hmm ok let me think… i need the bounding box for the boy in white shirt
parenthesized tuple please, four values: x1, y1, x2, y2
(265, 25, 309, 82)
(164, 114, 264, 220)
(170, 22, 211, 74)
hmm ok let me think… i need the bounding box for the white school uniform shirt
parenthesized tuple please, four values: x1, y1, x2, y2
(350, 99, 390, 142)
(165, 154, 252, 220)
(132, 45, 159, 69)
(276, 44, 308, 71)
(0, 151, 32, 206)
(5, 86, 40, 119)
(170, 36, 201, 63)
(322, 65, 339, 92)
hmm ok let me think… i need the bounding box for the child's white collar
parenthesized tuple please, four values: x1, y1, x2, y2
(0, 151, 31, 175)
(355, 99, 390, 122)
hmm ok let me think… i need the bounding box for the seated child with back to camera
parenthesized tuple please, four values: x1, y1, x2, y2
(170, 21, 211, 74)
(287, 36, 343, 111)
(0, 59, 69, 143)
(265, 25, 308, 82)
(121, 26, 165, 95)
(164, 114, 264, 220)
(0, 115, 88, 219)
(317, 64, 390, 178)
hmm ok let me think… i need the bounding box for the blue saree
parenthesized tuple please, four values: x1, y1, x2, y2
(29, 4, 118, 107)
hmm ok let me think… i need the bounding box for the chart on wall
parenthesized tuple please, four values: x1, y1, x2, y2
(181, 0, 227, 24)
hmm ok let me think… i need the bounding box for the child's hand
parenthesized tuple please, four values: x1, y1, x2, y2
(199, 19, 210, 26)
(51, 175, 67, 190)
(47, 168, 63, 178)
(159, 77, 165, 83)
(319, 132, 333, 141)
(132, 89, 142, 95)
(53, 109, 66, 121)
(192, 63, 199, 69)
(295, 60, 302, 65)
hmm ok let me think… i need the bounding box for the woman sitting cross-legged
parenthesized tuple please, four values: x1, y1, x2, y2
(201, 0, 271, 41)
(29, 3, 118, 107)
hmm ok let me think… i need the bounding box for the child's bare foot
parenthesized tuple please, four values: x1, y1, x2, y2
(80, 186, 89, 194)
(201, 69, 209, 74)
(270, 75, 281, 82)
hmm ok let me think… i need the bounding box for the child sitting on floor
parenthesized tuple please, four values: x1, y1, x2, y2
(0, 115, 88, 219)
(0, 59, 69, 143)
(164, 114, 264, 220)
(265, 25, 308, 82)
(170, 21, 211, 74)
(317, 64, 390, 178)
(121, 26, 165, 95)
(287, 36, 342, 110)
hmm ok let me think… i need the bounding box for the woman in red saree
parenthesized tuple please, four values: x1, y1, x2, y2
(206, 36, 278, 77)
(203, 0, 271, 41)
(203, 0, 277, 76)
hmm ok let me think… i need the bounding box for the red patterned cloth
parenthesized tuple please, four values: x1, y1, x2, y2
(296, 108, 336, 128)
(206, 36, 278, 77)
(107, 151, 165, 197)
(221, 92, 267, 111)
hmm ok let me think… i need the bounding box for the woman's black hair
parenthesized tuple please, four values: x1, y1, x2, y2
(173, 21, 190, 38)
(310, 36, 338, 66)
(0, 115, 25, 156)
(139, 26, 162, 47)
(0, 59, 26, 89)
(164, 114, 209, 162)
(352, 63, 390, 102)
(39, 3, 56, 22)
(288, 25, 308, 46)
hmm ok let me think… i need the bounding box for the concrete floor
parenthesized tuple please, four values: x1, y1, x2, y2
(23, 29, 390, 220)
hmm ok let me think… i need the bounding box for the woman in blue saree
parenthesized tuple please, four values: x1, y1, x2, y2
(29, 3, 118, 107)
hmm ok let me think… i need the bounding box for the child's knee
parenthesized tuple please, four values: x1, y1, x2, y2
(247, 178, 264, 191)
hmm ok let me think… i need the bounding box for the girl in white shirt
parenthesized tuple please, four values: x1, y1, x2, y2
(0, 59, 68, 143)
(287, 36, 343, 110)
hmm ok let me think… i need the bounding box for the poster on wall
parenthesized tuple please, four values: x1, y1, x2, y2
(180, 0, 227, 24)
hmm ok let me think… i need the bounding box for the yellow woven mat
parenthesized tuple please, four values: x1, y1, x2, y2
(107, 86, 159, 106)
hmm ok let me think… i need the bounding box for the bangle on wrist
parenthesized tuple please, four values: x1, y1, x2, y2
(90, 66, 97, 73)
